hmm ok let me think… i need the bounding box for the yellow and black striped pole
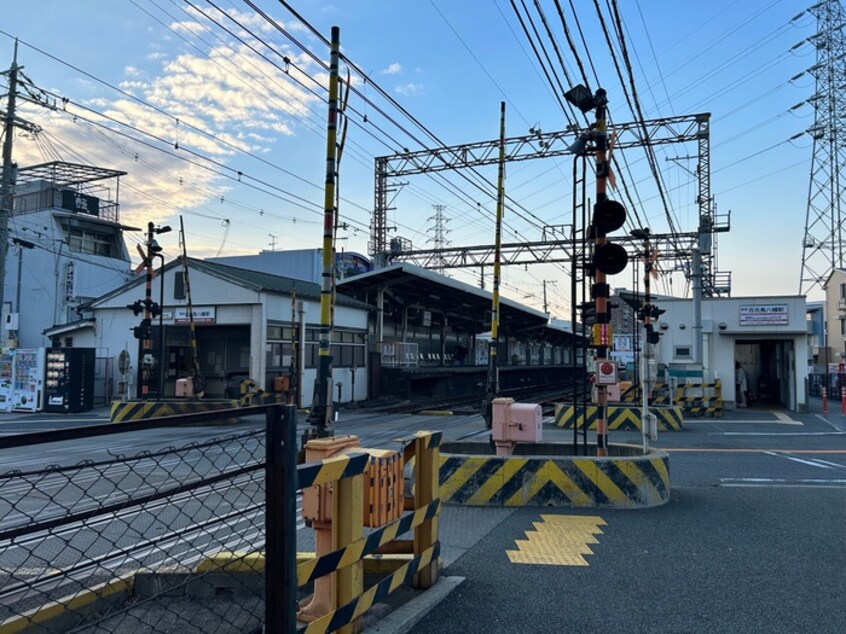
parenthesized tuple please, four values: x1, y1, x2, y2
(483, 102, 507, 429)
(309, 26, 341, 437)
(179, 216, 203, 396)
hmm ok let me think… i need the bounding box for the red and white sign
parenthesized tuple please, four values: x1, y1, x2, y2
(596, 359, 618, 385)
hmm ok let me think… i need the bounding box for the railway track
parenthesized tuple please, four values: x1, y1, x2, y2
(366, 379, 589, 417)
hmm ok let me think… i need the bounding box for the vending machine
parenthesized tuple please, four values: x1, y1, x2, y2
(45, 348, 95, 413)
(11, 348, 46, 413)
(0, 350, 14, 413)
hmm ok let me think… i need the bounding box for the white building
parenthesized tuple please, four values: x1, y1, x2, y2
(3, 162, 134, 348)
(650, 295, 808, 411)
(50, 258, 371, 404)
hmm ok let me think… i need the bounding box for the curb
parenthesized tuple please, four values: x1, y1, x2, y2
(367, 576, 465, 634)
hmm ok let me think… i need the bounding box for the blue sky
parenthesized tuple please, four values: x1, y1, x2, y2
(0, 0, 825, 315)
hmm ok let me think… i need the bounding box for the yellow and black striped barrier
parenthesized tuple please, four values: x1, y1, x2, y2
(620, 380, 723, 417)
(298, 543, 440, 634)
(109, 399, 240, 423)
(438, 451, 670, 508)
(293, 429, 441, 632)
(297, 452, 370, 489)
(297, 499, 440, 585)
(239, 378, 285, 406)
(554, 404, 683, 431)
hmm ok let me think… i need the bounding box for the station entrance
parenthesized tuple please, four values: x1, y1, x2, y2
(735, 339, 795, 410)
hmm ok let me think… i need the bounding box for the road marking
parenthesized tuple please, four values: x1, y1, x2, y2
(815, 414, 843, 431)
(709, 431, 846, 436)
(720, 477, 846, 488)
(763, 451, 834, 469)
(507, 515, 606, 566)
(686, 418, 803, 425)
(665, 448, 846, 454)
(772, 411, 804, 425)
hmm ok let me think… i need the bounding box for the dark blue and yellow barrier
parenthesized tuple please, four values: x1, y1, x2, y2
(438, 446, 670, 509)
(553, 403, 684, 431)
(109, 399, 240, 423)
(620, 380, 723, 417)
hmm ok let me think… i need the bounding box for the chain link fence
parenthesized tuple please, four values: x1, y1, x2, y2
(0, 408, 277, 633)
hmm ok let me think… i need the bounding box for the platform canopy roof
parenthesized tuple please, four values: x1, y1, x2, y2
(338, 262, 549, 335)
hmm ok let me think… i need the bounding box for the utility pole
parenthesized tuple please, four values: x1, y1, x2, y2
(0, 41, 20, 339)
(482, 102, 507, 429)
(307, 25, 340, 437)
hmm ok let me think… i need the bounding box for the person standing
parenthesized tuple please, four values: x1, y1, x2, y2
(735, 361, 748, 407)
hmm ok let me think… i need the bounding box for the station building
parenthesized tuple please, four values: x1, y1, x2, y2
(648, 295, 808, 411)
(48, 258, 371, 404)
(47, 258, 580, 407)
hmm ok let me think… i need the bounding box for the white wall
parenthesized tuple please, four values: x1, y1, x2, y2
(85, 262, 370, 403)
(4, 210, 132, 348)
(652, 296, 807, 410)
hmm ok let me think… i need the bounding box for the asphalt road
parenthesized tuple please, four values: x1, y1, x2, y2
(3, 402, 845, 632)
(409, 402, 846, 634)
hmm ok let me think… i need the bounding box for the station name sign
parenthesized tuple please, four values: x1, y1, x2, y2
(739, 304, 788, 326)
(174, 306, 216, 324)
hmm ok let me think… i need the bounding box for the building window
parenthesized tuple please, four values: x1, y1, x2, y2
(840, 283, 846, 300)
(301, 328, 365, 369)
(840, 318, 845, 336)
(66, 227, 113, 257)
(64, 337, 73, 348)
(673, 346, 691, 359)
(174, 271, 185, 299)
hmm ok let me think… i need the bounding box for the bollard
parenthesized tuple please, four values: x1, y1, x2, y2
(413, 435, 439, 589)
(841, 386, 846, 415)
(822, 386, 828, 414)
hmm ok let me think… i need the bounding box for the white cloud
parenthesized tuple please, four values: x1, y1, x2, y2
(381, 62, 402, 75)
(12, 4, 328, 244)
(395, 83, 424, 96)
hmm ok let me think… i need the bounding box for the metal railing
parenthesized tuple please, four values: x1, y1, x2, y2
(380, 341, 420, 368)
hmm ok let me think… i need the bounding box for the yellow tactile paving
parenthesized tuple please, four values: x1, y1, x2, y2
(506, 515, 606, 566)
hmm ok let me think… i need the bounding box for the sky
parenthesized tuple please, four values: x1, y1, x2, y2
(0, 0, 831, 317)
